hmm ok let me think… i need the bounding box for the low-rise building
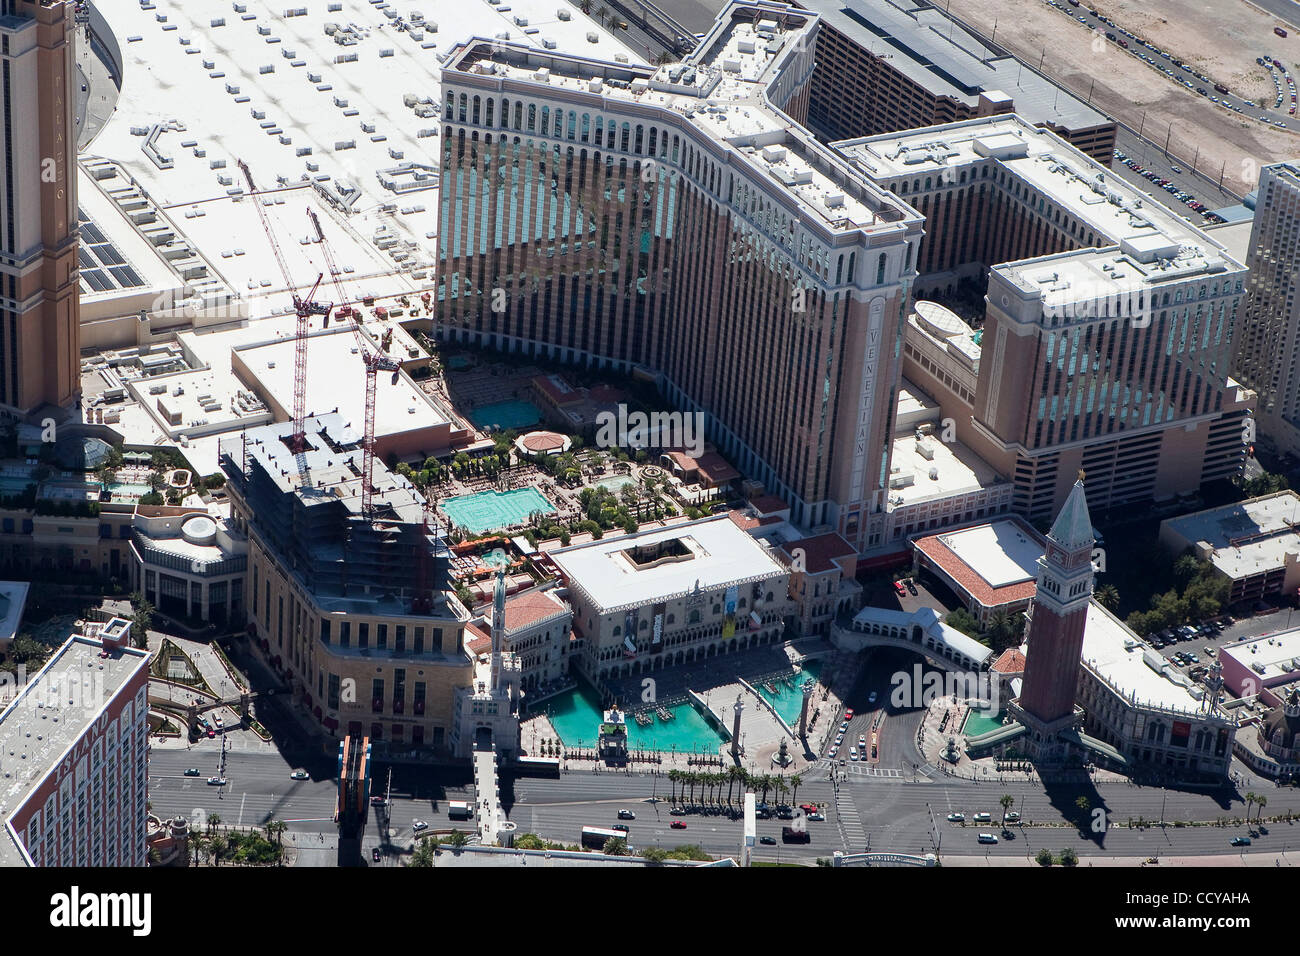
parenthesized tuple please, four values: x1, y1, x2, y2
(549, 515, 793, 686)
(466, 586, 573, 694)
(777, 532, 861, 635)
(1159, 491, 1300, 607)
(911, 517, 1047, 625)
(130, 505, 247, 624)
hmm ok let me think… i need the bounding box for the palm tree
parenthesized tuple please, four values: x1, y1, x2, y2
(1244, 791, 1256, 821)
(596, 5, 608, 26)
(790, 773, 803, 806)
(1000, 794, 1015, 828)
(774, 778, 789, 806)
(1094, 582, 1120, 612)
(408, 839, 438, 867)
(1255, 794, 1267, 821)
(207, 812, 221, 835)
(667, 769, 679, 801)
(265, 820, 287, 846)
(209, 833, 228, 866)
(580, 0, 591, 13)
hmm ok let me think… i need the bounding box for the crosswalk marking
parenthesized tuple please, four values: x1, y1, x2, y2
(835, 791, 867, 850)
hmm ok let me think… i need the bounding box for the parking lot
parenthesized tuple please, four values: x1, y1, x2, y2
(1147, 606, 1300, 691)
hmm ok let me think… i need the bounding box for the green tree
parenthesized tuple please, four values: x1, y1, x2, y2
(129, 592, 154, 649)
(1059, 847, 1078, 867)
(1035, 848, 1054, 866)
(999, 794, 1015, 828)
(408, 839, 438, 867)
(945, 608, 982, 638)
(1094, 582, 1120, 612)
(603, 836, 630, 856)
(447, 829, 468, 850)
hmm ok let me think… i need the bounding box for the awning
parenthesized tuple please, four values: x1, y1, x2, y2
(1060, 727, 1128, 766)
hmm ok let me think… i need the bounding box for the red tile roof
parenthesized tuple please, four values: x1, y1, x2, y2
(912, 519, 1044, 611)
(991, 648, 1027, 675)
(465, 624, 491, 656)
(666, 450, 739, 485)
(531, 374, 578, 406)
(782, 532, 857, 574)
(501, 590, 568, 632)
(748, 495, 790, 515)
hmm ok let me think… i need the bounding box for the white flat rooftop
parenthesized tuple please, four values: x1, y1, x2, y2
(86, 0, 643, 309)
(937, 521, 1040, 588)
(837, 116, 1244, 299)
(1162, 492, 1300, 580)
(888, 434, 1004, 506)
(549, 514, 787, 614)
(1082, 602, 1205, 715)
(1220, 629, 1300, 682)
(235, 327, 450, 441)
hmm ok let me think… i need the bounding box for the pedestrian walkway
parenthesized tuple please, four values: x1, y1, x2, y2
(473, 745, 502, 845)
(835, 789, 867, 851)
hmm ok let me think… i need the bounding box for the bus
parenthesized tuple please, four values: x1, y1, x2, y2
(581, 826, 625, 850)
(448, 800, 472, 821)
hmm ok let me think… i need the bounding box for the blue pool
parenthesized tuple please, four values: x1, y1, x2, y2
(470, 400, 541, 430)
(443, 487, 555, 533)
(756, 661, 824, 725)
(543, 683, 726, 754)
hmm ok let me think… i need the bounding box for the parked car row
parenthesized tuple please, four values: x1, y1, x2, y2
(1260, 56, 1297, 118)
(1048, 0, 1286, 129)
(1113, 150, 1222, 221)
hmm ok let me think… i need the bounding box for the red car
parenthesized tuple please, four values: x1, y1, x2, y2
(893, 581, 907, 595)
(844, 709, 854, 719)
(670, 820, 687, 829)
(206, 729, 216, 738)
(799, 804, 818, 815)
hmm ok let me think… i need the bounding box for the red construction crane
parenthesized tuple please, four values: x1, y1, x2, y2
(237, 159, 331, 454)
(306, 209, 401, 520)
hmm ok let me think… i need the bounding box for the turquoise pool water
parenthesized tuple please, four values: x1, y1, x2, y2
(756, 661, 824, 725)
(443, 487, 555, 533)
(592, 475, 635, 493)
(470, 400, 541, 430)
(482, 548, 511, 569)
(962, 707, 1005, 738)
(447, 355, 472, 370)
(543, 683, 727, 753)
(109, 482, 152, 497)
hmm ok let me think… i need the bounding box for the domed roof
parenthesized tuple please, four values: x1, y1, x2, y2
(1261, 689, 1300, 749)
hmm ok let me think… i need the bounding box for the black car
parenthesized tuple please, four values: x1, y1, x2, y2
(759, 835, 776, 845)
(905, 580, 918, 595)
(613, 824, 630, 833)
(372, 847, 382, 862)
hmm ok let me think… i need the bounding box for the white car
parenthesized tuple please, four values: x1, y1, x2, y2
(412, 820, 429, 832)
(850, 752, 860, 761)
(207, 777, 226, 786)
(973, 812, 992, 823)
(947, 812, 965, 822)
(807, 812, 825, 822)
(290, 769, 309, 781)
(827, 747, 838, 758)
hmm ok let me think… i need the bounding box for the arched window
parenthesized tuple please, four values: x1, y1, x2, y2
(581, 113, 590, 143)
(513, 102, 523, 129)
(527, 104, 536, 132)
(620, 122, 630, 152)
(634, 124, 644, 153)
(472, 96, 481, 125)
(648, 127, 657, 156)
(457, 93, 467, 123)
(540, 106, 549, 134)
(485, 98, 494, 126)
(689, 609, 701, 624)
(876, 253, 887, 285)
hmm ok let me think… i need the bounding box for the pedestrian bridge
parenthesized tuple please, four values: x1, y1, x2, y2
(472, 733, 511, 846)
(832, 606, 993, 673)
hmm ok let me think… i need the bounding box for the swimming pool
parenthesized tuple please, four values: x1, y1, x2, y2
(756, 660, 824, 725)
(543, 683, 726, 754)
(443, 487, 555, 534)
(470, 400, 541, 430)
(962, 707, 1005, 738)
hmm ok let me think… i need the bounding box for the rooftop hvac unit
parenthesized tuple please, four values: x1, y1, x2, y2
(542, 38, 557, 49)
(587, 31, 598, 42)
